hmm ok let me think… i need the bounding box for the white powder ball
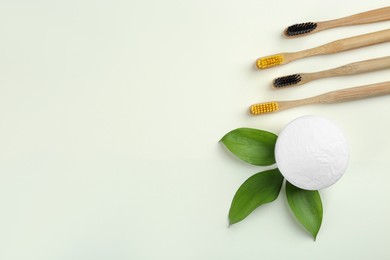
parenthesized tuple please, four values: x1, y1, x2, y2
(275, 115, 349, 190)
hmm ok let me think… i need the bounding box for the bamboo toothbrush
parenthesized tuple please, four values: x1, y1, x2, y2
(284, 6, 390, 37)
(249, 81, 390, 115)
(256, 29, 390, 69)
(273, 56, 390, 88)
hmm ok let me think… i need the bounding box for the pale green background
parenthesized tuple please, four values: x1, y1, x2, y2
(0, 0, 389, 259)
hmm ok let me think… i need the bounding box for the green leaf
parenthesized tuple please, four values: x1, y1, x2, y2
(220, 128, 277, 166)
(285, 181, 323, 240)
(229, 168, 284, 225)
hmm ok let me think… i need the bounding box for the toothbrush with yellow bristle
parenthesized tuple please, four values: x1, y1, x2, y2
(256, 29, 390, 69)
(273, 56, 390, 88)
(249, 81, 390, 115)
(284, 6, 390, 38)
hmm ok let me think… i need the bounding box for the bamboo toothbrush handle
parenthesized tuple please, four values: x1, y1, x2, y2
(293, 29, 390, 59)
(323, 6, 390, 28)
(320, 29, 390, 54)
(319, 56, 390, 77)
(315, 81, 390, 104)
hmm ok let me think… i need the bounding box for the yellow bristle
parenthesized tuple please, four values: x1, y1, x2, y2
(256, 55, 284, 69)
(250, 102, 279, 115)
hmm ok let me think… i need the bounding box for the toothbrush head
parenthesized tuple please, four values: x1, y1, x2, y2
(273, 74, 302, 88)
(256, 55, 284, 69)
(285, 22, 317, 37)
(250, 102, 279, 115)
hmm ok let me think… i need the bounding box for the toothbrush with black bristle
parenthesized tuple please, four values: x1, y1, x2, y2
(284, 6, 390, 37)
(272, 56, 390, 88)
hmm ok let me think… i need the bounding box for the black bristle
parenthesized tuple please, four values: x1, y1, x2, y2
(273, 74, 302, 88)
(286, 22, 317, 36)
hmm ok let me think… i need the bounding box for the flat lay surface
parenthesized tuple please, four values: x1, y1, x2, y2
(0, 0, 389, 259)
